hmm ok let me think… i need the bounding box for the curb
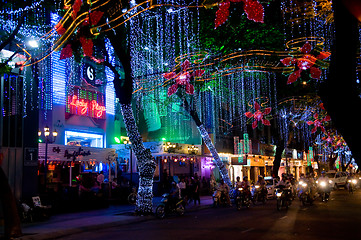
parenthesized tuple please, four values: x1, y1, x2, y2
(15, 204, 213, 240)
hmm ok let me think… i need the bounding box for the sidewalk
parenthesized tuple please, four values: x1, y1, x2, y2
(11, 196, 213, 240)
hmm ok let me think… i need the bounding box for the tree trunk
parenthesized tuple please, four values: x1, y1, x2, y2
(106, 30, 156, 215)
(272, 141, 284, 178)
(319, 0, 361, 166)
(0, 167, 22, 239)
(179, 95, 232, 186)
(120, 104, 156, 214)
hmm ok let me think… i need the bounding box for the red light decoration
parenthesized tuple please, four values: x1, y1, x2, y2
(281, 42, 331, 84)
(245, 101, 271, 129)
(214, 0, 264, 29)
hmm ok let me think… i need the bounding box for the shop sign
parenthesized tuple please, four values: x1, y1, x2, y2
(231, 156, 247, 165)
(24, 148, 38, 166)
(66, 86, 106, 119)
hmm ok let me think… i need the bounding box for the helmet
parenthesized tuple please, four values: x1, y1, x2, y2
(243, 176, 248, 180)
(321, 171, 325, 174)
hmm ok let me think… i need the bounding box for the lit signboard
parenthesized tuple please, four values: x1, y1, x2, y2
(66, 86, 106, 119)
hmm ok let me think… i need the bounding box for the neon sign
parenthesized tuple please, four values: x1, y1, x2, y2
(66, 87, 106, 119)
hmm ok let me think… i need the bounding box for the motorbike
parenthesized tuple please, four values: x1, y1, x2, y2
(155, 193, 185, 219)
(347, 179, 358, 194)
(235, 187, 251, 210)
(316, 180, 331, 202)
(251, 185, 267, 205)
(128, 187, 137, 205)
(298, 181, 314, 206)
(212, 190, 228, 207)
(275, 186, 292, 211)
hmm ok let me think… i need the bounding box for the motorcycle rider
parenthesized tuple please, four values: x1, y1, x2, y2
(317, 171, 331, 198)
(169, 182, 180, 208)
(218, 179, 231, 206)
(235, 176, 242, 188)
(256, 175, 267, 195)
(240, 176, 251, 200)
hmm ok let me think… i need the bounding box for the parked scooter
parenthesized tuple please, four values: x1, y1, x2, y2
(275, 186, 292, 211)
(155, 193, 185, 219)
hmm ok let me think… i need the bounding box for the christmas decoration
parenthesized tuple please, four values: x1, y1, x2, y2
(281, 41, 331, 84)
(120, 103, 156, 214)
(245, 101, 271, 129)
(163, 59, 205, 97)
(307, 113, 331, 134)
(198, 124, 232, 186)
(214, 0, 264, 29)
(56, 1, 104, 60)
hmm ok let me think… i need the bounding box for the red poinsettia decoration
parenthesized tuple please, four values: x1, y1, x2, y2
(245, 101, 271, 129)
(163, 60, 205, 97)
(281, 42, 331, 84)
(307, 113, 331, 134)
(57, 0, 104, 60)
(214, 0, 264, 29)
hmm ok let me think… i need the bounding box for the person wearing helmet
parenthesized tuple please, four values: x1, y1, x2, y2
(240, 176, 251, 199)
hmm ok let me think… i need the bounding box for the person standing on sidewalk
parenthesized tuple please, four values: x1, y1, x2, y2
(192, 177, 201, 205)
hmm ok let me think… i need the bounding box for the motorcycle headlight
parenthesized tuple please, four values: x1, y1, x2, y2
(348, 180, 351, 183)
(316, 180, 318, 184)
(255, 185, 260, 189)
(238, 188, 243, 191)
(352, 179, 357, 184)
(320, 182, 326, 187)
(329, 180, 332, 184)
(302, 183, 307, 187)
(276, 192, 282, 197)
(299, 181, 304, 185)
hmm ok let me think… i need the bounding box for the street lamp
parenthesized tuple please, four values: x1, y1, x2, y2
(124, 140, 133, 186)
(38, 126, 57, 191)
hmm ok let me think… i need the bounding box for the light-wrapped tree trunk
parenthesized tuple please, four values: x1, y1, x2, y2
(120, 104, 156, 214)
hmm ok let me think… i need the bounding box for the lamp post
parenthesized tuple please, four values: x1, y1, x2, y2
(38, 126, 57, 191)
(124, 140, 133, 186)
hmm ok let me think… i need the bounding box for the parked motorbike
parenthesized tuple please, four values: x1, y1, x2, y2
(347, 179, 358, 194)
(275, 186, 292, 211)
(251, 185, 267, 205)
(316, 180, 331, 202)
(155, 193, 185, 219)
(298, 181, 314, 206)
(235, 187, 251, 210)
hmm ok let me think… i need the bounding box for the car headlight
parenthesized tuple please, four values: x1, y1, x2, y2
(276, 192, 282, 197)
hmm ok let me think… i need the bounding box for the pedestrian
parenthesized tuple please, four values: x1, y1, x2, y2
(177, 177, 187, 199)
(191, 177, 201, 205)
(97, 171, 105, 186)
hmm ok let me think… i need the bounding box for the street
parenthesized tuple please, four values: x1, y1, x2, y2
(60, 189, 361, 240)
